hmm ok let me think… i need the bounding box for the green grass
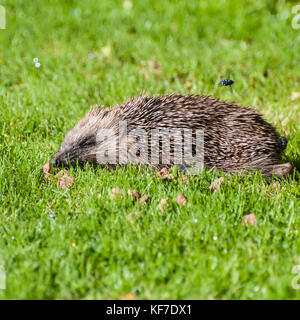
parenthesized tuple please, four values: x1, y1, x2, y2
(0, 0, 299, 299)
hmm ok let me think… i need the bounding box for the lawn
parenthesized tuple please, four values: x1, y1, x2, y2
(0, 0, 299, 299)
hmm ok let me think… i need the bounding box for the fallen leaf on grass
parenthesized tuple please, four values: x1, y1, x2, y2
(181, 174, 189, 185)
(272, 181, 281, 191)
(156, 167, 189, 184)
(42, 162, 51, 181)
(155, 167, 177, 183)
(43, 163, 75, 189)
(55, 170, 64, 178)
(110, 188, 125, 199)
(176, 194, 187, 206)
(156, 167, 174, 180)
(140, 195, 148, 204)
(158, 167, 168, 175)
(210, 177, 224, 193)
(43, 162, 51, 173)
(158, 198, 169, 212)
(243, 214, 257, 227)
(57, 173, 74, 190)
(127, 189, 140, 200)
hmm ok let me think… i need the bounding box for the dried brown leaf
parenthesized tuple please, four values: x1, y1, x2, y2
(272, 181, 281, 191)
(127, 189, 140, 200)
(42, 162, 51, 181)
(158, 198, 169, 212)
(55, 170, 64, 178)
(58, 172, 74, 189)
(210, 177, 224, 193)
(176, 194, 187, 206)
(181, 174, 189, 185)
(156, 167, 175, 181)
(140, 195, 148, 204)
(110, 188, 125, 199)
(243, 213, 257, 227)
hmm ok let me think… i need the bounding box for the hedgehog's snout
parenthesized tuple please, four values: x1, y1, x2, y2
(51, 152, 71, 167)
(50, 155, 63, 167)
(50, 156, 61, 167)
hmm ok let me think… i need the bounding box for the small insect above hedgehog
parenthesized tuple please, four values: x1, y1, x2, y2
(219, 78, 234, 87)
(218, 70, 235, 93)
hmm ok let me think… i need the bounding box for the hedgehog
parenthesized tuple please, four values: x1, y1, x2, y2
(50, 94, 292, 178)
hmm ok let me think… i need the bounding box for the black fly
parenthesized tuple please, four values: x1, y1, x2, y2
(280, 136, 288, 150)
(219, 71, 234, 93)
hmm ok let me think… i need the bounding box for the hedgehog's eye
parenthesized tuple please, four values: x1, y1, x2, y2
(80, 137, 94, 148)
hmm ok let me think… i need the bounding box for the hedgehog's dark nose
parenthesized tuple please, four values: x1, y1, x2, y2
(51, 153, 72, 167)
(50, 157, 61, 167)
